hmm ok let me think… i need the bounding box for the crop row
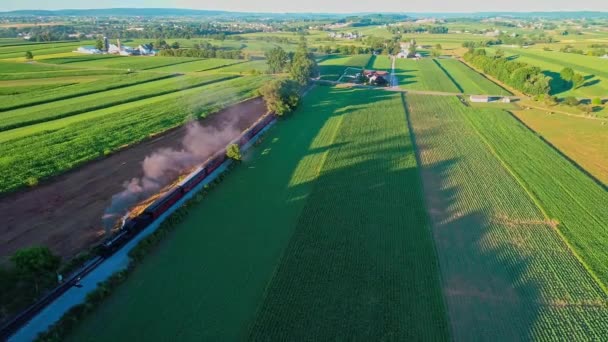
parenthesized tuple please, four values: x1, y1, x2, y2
(249, 87, 449, 340)
(0, 74, 236, 132)
(0, 75, 269, 193)
(45, 56, 203, 71)
(464, 108, 608, 292)
(0, 68, 129, 80)
(0, 72, 175, 111)
(406, 94, 608, 340)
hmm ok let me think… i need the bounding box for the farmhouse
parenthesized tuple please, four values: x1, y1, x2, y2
(363, 70, 389, 85)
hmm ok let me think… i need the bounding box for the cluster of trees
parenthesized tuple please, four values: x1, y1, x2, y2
(156, 41, 243, 59)
(1, 247, 62, 324)
(264, 37, 319, 84)
(0, 25, 78, 41)
(387, 25, 448, 34)
(560, 67, 585, 89)
(316, 45, 372, 55)
(462, 40, 501, 49)
(462, 33, 554, 49)
(464, 49, 551, 95)
(364, 35, 403, 55)
(260, 37, 318, 116)
(258, 79, 301, 115)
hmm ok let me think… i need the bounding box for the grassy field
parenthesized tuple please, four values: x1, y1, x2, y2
(511, 109, 608, 184)
(371, 56, 461, 93)
(67, 86, 449, 341)
(0, 76, 267, 193)
(318, 54, 372, 81)
(407, 94, 608, 340)
(434, 58, 511, 95)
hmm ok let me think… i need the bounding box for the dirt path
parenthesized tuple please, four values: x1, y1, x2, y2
(0, 98, 267, 261)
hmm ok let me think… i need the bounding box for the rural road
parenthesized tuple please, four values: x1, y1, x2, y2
(314, 79, 522, 99)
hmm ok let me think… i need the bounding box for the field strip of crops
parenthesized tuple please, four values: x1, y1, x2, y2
(433, 58, 511, 95)
(0, 41, 88, 58)
(511, 109, 608, 185)
(0, 68, 129, 80)
(463, 108, 608, 292)
(0, 75, 269, 193)
(45, 56, 203, 70)
(0, 60, 72, 73)
(406, 94, 608, 340)
(0, 82, 75, 95)
(201, 59, 268, 74)
(0, 74, 236, 131)
(143, 58, 242, 72)
(0, 72, 176, 111)
(371, 56, 461, 93)
(249, 88, 449, 340)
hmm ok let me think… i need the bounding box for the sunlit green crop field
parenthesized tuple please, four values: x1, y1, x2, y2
(407, 94, 608, 341)
(0, 75, 267, 193)
(66, 86, 449, 341)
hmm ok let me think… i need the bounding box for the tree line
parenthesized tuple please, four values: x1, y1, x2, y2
(464, 49, 551, 95)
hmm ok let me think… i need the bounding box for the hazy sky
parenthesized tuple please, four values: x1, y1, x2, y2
(2, 0, 608, 13)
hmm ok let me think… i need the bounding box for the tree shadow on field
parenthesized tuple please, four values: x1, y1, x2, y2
(393, 69, 418, 86)
(401, 93, 552, 341)
(245, 87, 452, 340)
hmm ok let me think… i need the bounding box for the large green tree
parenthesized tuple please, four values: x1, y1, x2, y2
(289, 38, 318, 85)
(11, 247, 61, 294)
(95, 37, 104, 51)
(560, 67, 574, 82)
(265, 47, 289, 74)
(258, 79, 301, 116)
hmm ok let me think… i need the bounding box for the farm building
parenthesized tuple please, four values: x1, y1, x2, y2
(363, 70, 389, 85)
(76, 46, 102, 54)
(470, 95, 490, 103)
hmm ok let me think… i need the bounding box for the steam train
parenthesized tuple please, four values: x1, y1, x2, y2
(0, 114, 276, 340)
(99, 113, 275, 256)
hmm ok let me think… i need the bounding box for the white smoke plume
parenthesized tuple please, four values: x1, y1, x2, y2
(102, 117, 241, 233)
